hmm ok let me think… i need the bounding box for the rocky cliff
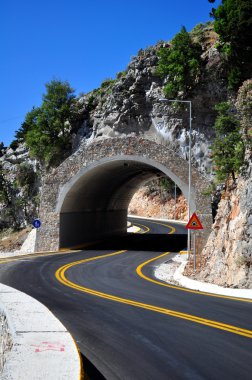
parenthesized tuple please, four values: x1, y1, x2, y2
(0, 145, 39, 229)
(74, 25, 226, 176)
(128, 186, 188, 221)
(186, 80, 252, 287)
(188, 162, 251, 287)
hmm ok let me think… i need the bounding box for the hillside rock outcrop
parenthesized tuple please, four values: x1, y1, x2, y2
(74, 27, 227, 176)
(191, 167, 251, 287)
(188, 80, 252, 287)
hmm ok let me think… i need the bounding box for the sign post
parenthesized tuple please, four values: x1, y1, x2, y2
(32, 219, 41, 252)
(186, 212, 203, 271)
(193, 232, 196, 271)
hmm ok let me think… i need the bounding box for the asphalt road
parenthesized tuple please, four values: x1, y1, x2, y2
(0, 218, 252, 379)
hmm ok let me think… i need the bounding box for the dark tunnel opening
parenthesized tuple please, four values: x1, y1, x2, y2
(58, 158, 189, 249)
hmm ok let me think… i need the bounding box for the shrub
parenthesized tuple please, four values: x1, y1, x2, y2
(211, 102, 245, 183)
(100, 78, 115, 88)
(16, 163, 36, 195)
(156, 26, 202, 98)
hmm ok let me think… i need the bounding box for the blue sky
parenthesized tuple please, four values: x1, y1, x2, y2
(0, 0, 221, 146)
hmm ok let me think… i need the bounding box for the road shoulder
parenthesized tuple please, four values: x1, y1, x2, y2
(0, 283, 81, 379)
(155, 254, 252, 300)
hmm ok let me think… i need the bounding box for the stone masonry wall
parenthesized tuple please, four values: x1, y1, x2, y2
(37, 137, 212, 251)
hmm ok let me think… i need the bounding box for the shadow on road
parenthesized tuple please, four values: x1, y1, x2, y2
(81, 354, 106, 380)
(89, 233, 187, 252)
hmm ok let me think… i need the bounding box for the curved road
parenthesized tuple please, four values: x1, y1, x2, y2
(0, 218, 252, 379)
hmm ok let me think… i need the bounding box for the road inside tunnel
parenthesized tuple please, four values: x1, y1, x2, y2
(57, 157, 192, 249)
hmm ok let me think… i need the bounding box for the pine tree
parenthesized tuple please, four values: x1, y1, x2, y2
(156, 26, 202, 98)
(16, 80, 77, 167)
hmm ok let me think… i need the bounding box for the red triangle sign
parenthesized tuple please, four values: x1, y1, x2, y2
(186, 212, 203, 230)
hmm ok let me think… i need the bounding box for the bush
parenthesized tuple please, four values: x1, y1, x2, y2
(236, 79, 252, 151)
(16, 163, 36, 195)
(156, 26, 202, 98)
(116, 71, 127, 79)
(211, 102, 245, 183)
(100, 78, 115, 88)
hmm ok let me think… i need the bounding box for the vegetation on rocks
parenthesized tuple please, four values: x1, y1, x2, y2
(236, 79, 252, 152)
(155, 26, 202, 98)
(211, 102, 244, 183)
(0, 162, 39, 230)
(209, 0, 252, 89)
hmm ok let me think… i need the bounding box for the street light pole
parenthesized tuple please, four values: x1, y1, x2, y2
(159, 98, 192, 256)
(174, 183, 177, 220)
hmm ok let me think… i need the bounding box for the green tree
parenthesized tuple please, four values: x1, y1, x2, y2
(15, 107, 41, 142)
(16, 80, 76, 167)
(156, 26, 202, 98)
(211, 102, 245, 183)
(208, 0, 252, 88)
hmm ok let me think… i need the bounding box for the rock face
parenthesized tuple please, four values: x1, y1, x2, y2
(128, 186, 188, 220)
(190, 79, 252, 288)
(74, 31, 227, 177)
(193, 164, 252, 287)
(0, 145, 39, 229)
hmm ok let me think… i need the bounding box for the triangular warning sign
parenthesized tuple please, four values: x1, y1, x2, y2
(186, 212, 203, 230)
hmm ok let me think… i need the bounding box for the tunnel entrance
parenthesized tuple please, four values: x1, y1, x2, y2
(37, 137, 211, 252)
(57, 156, 194, 249)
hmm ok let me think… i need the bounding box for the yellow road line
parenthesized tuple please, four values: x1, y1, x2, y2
(180, 250, 189, 254)
(148, 220, 176, 234)
(131, 222, 150, 234)
(136, 252, 252, 304)
(132, 220, 175, 234)
(55, 250, 252, 339)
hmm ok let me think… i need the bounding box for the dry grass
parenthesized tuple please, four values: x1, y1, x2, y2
(0, 227, 32, 252)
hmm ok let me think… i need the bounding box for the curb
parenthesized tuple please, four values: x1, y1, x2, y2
(173, 259, 252, 300)
(0, 283, 81, 379)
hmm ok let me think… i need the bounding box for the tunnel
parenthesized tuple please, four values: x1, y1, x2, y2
(56, 156, 194, 249)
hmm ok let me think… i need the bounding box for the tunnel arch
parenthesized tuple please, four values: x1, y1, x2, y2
(56, 155, 196, 248)
(36, 137, 212, 251)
